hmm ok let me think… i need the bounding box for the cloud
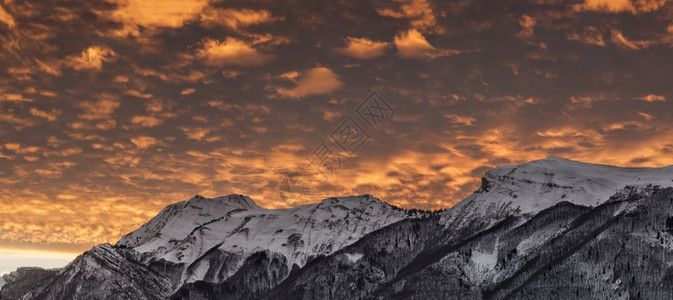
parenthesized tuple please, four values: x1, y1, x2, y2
(0, 93, 32, 102)
(130, 115, 162, 127)
(66, 46, 115, 70)
(516, 15, 536, 39)
(394, 29, 436, 59)
(35, 59, 62, 76)
(5, 0, 673, 256)
(29, 108, 60, 121)
(635, 94, 666, 102)
(637, 111, 655, 120)
(108, 0, 208, 36)
(131, 136, 158, 149)
(574, 0, 636, 12)
(611, 29, 650, 50)
(181, 88, 196, 95)
(197, 38, 273, 67)
(377, 0, 441, 33)
(181, 127, 212, 141)
(445, 114, 476, 126)
(573, 0, 668, 14)
(337, 37, 389, 59)
(200, 8, 279, 29)
(0, 111, 37, 128)
(0, 5, 15, 28)
(275, 67, 344, 98)
(566, 26, 606, 46)
(124, 90, 152, 99)
(79, 95, 121, 120)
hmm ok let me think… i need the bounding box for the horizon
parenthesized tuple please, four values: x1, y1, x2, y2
(2, 0, 673, 276)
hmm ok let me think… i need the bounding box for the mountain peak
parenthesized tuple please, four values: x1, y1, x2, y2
(318, 194, 391, 208)
(447, 158, 673, 227)
(116, 192, 408, 281)
(185, 194, 259, 210)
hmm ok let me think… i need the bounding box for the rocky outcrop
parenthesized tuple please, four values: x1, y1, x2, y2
(0, 268, 60, 300)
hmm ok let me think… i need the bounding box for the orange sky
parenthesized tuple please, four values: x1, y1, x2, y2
(1, 0, 673, 267)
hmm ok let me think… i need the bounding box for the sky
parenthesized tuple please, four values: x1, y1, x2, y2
(1, 0, 673, 272)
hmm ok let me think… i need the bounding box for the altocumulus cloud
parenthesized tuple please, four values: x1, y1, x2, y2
(337, 37, 390, 59)
(574, 0, 669, 14)
(275, 67, 344, 98)
(1, 0, 673, 253)
(197, 38, 274, 67)
(107, 0, 208, 36)
(394, 29, 437, 59)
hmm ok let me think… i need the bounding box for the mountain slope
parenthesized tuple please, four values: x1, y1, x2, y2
(440, 158, 673, 229)
(116, 194, 408, 284)
(264, 160, 673, 299)
(8, 158, 673, 300)
(23, 244, 173, 300)
(0, 268, 61, 300)
(10, 194, 408, 299)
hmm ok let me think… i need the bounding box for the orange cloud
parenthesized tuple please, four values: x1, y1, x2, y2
(635, 94, 666, 102)
(79, 94, 121, 120)
(200, 8, 279, 29)
(611, 29, 650, 50)
(130, 136, 158, 149)
(197, 38, 273, 67)
(444, 114, 476, 126)
(516, 15, 536, 39)
(377, 0, 441, 33)
(35, 59, 62, 76)
(29, 108, 60, 121)
(0, 93, 32, 102)
(181, 127, 212, 141)
(394, 29, 435, 59)
(0, 5, 15, 28)
(181, 88, 196, 95)
(574, 0, 668, 14)
(637, 111, 655, 120)
(131, 115, 162, 127)
(109, 0, 208, 36)
(124, 89, 152, 99)
(0, 109, 38, 128)
(275, 67, 344, 98)
(566, 26, 606, 46)
(337, 37, 389, 59)
(66, 46, 115, 70)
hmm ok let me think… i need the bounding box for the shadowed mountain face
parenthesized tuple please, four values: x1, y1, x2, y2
(5, 158, 673, 299)
(265, 185, 673, 299)
(0, 268, 61, 300)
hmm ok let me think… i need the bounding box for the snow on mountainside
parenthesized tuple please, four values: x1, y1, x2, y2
(442, 158, 673, 227)
(116, 194, 408, 284)
(9, 157, 673, 300)
(264, 161, 673, 300)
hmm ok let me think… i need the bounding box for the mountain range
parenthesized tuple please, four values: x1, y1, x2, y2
(4, 158, 673, 299)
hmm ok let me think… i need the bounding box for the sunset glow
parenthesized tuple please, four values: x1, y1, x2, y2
(1, 0, 673, 268)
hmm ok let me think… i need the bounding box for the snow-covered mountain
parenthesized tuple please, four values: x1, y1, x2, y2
(116, 194, 408, 285)
(6, 158, 673, 300)
(266, 159, 673, 299)
(6, 194, 409, 299)
(441, 158, 673, 229)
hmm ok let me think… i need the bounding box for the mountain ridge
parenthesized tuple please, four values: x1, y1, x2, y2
(6, 158, 673, 299)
